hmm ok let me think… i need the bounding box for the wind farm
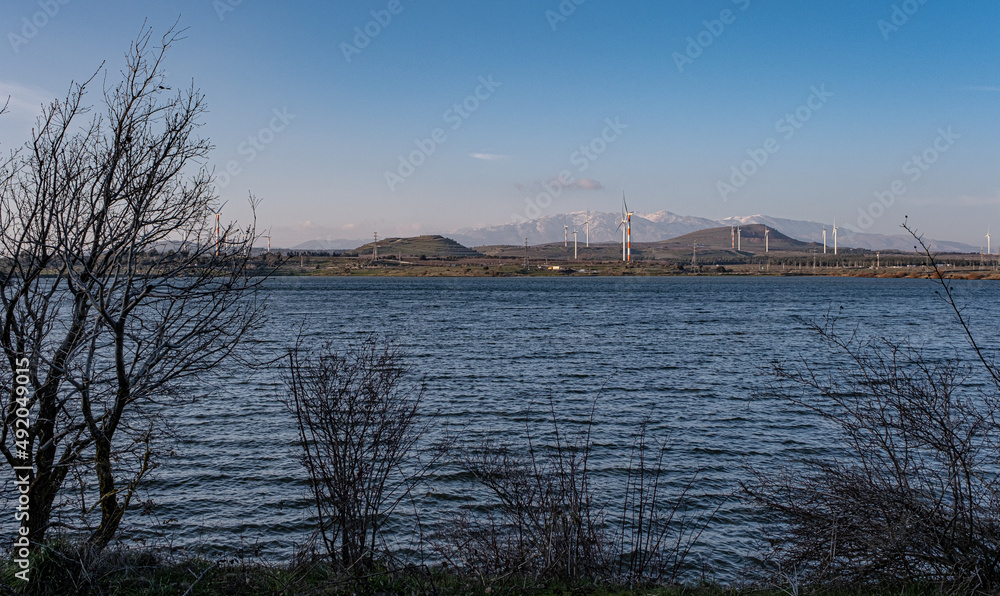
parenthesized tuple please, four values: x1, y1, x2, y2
(255, 212, 1000, 280)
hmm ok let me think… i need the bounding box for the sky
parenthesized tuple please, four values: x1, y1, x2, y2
(0, 0, 997, 247)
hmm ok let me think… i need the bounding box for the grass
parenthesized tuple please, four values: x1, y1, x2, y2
(0, 544, 970, 595)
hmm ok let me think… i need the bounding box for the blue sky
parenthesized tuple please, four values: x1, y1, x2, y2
(1, 0, 997, 247)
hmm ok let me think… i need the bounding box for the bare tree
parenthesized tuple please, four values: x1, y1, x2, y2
(744, 220, 1000, 592)
(284, 334, 438, 573)
(0, 26, 267, 551)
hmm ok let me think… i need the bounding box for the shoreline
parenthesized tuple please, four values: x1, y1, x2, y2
(263, 261, 1000, 280)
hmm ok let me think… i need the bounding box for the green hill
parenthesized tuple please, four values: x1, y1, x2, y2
(657, 224, 817, 252)
(353, 235, 483, 258)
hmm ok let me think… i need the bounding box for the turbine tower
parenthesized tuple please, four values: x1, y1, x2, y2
(737, 226, 742, 251)
(765, 227, 769, 253)
(573, 230, 578, 260)
(731, 226, 735, 249)
(373, 232, 378, 261)
(987, 226, 992, 256)
(833, 221, 838, 256)
(623, 193, 634, 262)
(822, 228, 827, 254)
(564, 224, 568, 248)
(585, 215, 590, 247)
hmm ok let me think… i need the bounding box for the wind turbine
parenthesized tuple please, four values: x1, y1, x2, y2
(833, 220, 838, 256)
(987, 226, 991, 256)
(731, 226, 735, 250)
(764, 227, 770, 253)
(373, 232, 378, 261)
(564, 224, 568, 248)
(573, 230, 578, 260)
(737, 226, 742, 251)
(623, 193, 634, 262)
(822, 228, 827, 254)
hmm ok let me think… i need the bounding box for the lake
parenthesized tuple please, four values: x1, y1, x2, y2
(53, 277, 1000, 578)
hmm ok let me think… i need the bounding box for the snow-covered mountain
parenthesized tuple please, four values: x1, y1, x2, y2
(718, 215, 977, 253)
(450, 211, 719, 247)
(449, 212, 978, 253)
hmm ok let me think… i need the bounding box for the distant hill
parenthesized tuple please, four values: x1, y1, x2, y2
(285, 212, 979, 254)
(661, 224, 814, 251)
(718, 215, 977, 253)
(352, 235, 482, 258)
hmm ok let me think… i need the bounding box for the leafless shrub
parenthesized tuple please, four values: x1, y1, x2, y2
(744, 219, 1000, 593)
(284, 333, 440, 574)
(437, 401, 719, 587)
(440, 426, 604, 583)
(613, 420, 720, 587)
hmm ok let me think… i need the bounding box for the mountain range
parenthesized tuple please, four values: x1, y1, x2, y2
(447, 212, 979, 253)
(290, 211, 979, 253)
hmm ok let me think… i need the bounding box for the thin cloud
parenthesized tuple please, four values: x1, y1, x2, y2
(0, 81, 57, 120)
(470, 153, 509, 161)
(574, 178, 603, 190)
